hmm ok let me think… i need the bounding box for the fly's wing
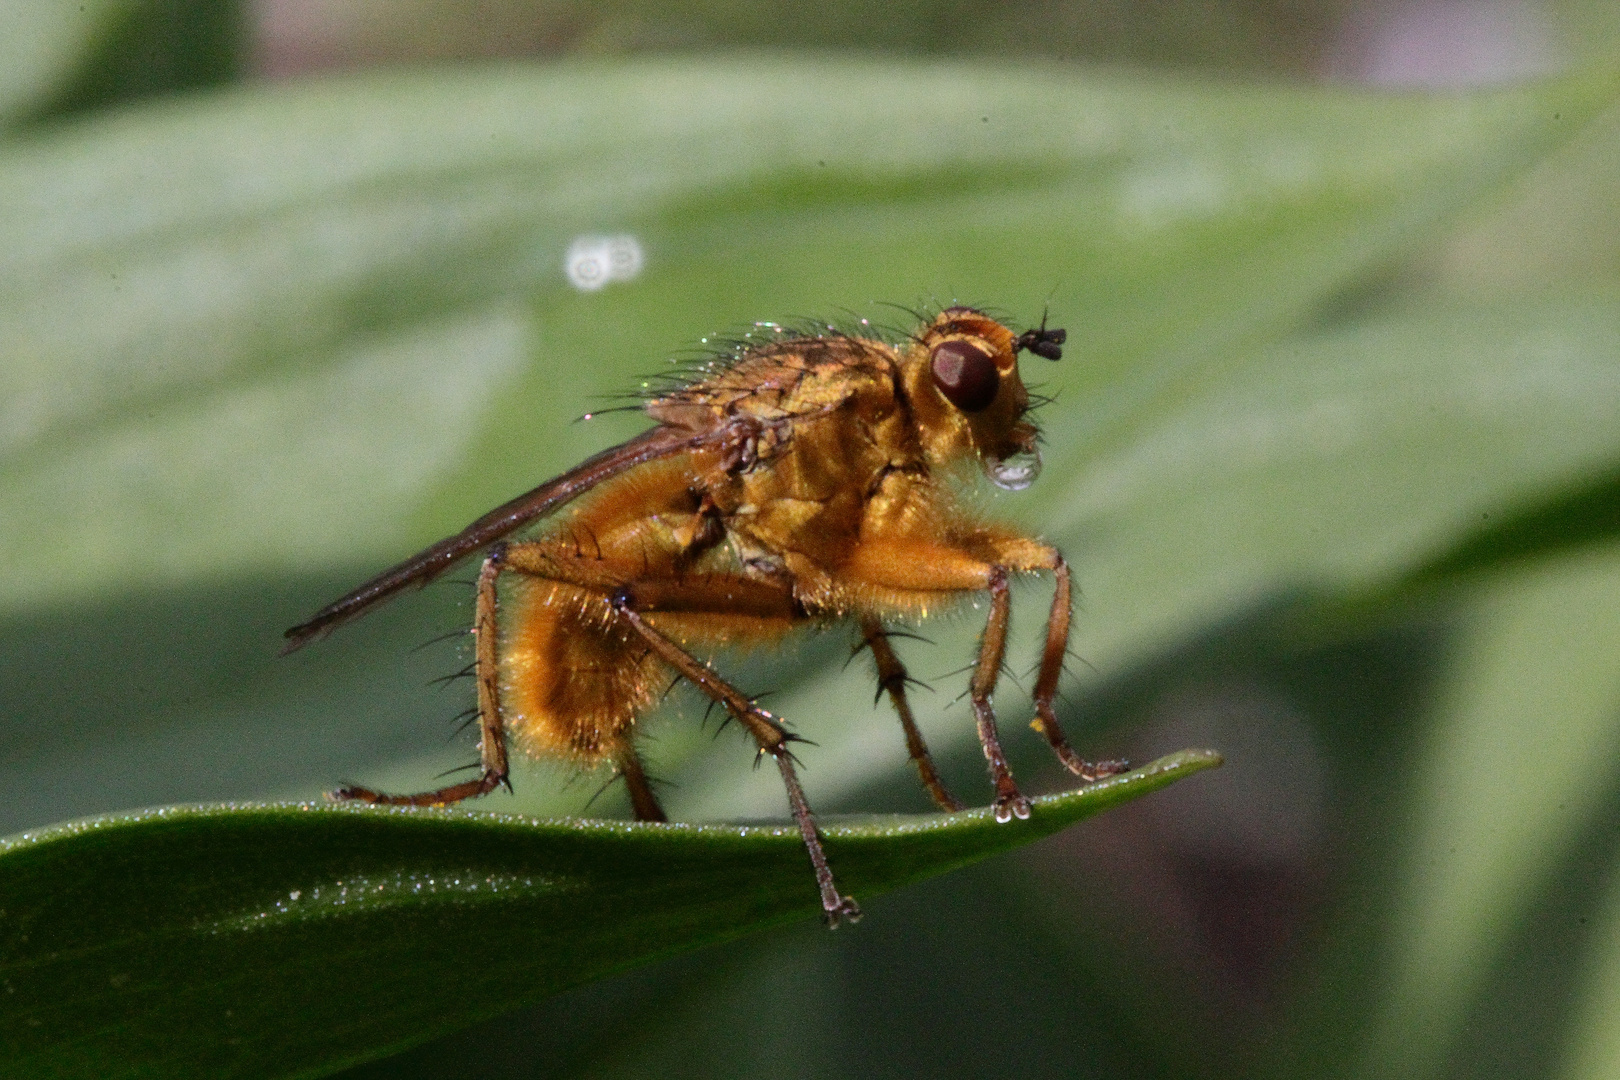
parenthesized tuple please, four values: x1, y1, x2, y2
(282, 424, 699, 652)
(285, 332, 900, 653)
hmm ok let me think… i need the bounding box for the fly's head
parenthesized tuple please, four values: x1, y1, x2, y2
(905, 307, 1063, 491)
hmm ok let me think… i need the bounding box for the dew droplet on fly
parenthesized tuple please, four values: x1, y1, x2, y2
(986, 447, 1042, 491)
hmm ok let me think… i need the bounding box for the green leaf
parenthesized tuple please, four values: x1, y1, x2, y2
(0, 0, 134, 125)
(32, 0, 245, 124)
(0, 749, 1219, 1078)
(1407, 466, 1620, 583)
(1287, 545, 1620, 1080)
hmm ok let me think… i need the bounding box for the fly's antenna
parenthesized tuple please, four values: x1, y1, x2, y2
(1014, 309, 1066, 361)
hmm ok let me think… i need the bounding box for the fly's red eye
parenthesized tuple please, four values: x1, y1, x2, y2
(930, 339, 999, 412)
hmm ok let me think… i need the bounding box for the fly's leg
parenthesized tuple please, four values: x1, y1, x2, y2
(611, 592, 861, 927)
(837, 537, 1033, 820)
(972, 569, 1030, 823)
(614, 739, 668, 823)
(860, 617, 963, 812)
(1030, 555, 1127, 782)
(333, 545, 512, 807)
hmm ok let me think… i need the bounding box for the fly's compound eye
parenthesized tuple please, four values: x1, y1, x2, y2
(930, 339, 1000, 412)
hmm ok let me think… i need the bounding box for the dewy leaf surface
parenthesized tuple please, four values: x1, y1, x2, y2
(0, 750, 1219, 1079)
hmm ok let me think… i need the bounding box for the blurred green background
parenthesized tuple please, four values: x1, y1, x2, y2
(3, 1, 1620, 1077)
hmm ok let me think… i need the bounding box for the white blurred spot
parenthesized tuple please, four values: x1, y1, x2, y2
(565, 234, 644, 291)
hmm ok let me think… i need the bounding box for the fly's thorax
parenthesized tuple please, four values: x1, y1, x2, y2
(645, 333, 896, 432)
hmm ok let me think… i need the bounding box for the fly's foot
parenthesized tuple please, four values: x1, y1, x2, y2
(824, 895, 863, 928)
(993, 791, 1032, 823)
(1075, 758, 1129, 782)
(1034, 705, 1130, 782)
(325, 769, 506, 807)
(1049, 742, 1130, 782)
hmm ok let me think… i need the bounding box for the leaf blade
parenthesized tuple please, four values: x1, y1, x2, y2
(0, 749, 1219, 1079)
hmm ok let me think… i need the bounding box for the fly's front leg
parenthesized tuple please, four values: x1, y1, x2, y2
(861, 617, 963, 812)
(973, 569, 1030, 822)
(611, 591, 861, 927)
(1031, 554, 1127, 782)
(839, 537, 1033, 820)
(333, 544, 512, 807)
(841, 533, 1117, 818)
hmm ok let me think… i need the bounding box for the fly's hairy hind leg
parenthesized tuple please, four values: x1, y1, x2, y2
(1030, 555, 1128, 782)
(333, 545, 512, 807)
(611, 594, 861, 927)
(860, 616, 963, 812)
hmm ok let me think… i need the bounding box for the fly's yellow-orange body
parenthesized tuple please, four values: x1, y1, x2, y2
(285, 307, 1123, 924)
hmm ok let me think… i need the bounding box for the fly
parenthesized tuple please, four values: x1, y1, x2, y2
(284, 307, 1125, 925)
